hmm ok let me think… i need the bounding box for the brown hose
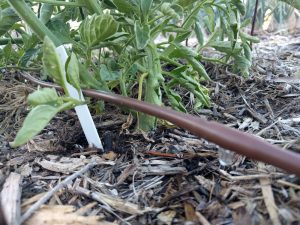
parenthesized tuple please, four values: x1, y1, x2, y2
(21, 72, 300, 176)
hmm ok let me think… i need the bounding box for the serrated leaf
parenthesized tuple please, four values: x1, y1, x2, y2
(27, 88, 60, 107)
(134, 21, 150, 50)
(10, 105, 60, 147)
(66, 52, 80, 92)
(42, 36, 65, 86)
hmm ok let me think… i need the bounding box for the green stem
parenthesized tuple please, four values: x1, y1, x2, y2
(138, 73, 148, 101)
(138, 43, 164, 131)
(8, 0, 61, 46)
(30, 0, 85, 7)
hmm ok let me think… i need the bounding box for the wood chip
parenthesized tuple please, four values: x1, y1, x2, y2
(24, 205, 114, 225)
(1, 172, 22, 225)
(258, 163, 281, 225)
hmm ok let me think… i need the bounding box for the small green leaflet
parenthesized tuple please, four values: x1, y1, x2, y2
(27, 88, 60, 107)
(134, 21, 150, 50)
(10, 105, 60, 147)
(66, 52, 81, 92)
(42, 36, 65, 86)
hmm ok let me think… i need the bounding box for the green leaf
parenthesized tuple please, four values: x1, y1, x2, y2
(10, 105, 60, 147)
(165, 87, 186, 112)
(242, 42, 252, 63)
(169, 43, 196, 58)
(40, 3, 54, 24)
(0, 7, 20, 36)
(27, 88, 60, 107)
(140, 0, 152, 16)
(188, 58, 210, 80)
(279, 0, 300, 9)
(19, 48, 39, 67)
(176, 0, 198, 8)
(195, 21, 204, 47)
(210, 41, 242, 54)
(160, 3, 179, 19)
(47, 19, 72, 44)
(234, 55, 251, 77)
(3, 41, 12, 58)
(42, 36, 65, 86)
(204, 6, 215, 32)
(239, 31, 260, 43)
(100, 64, 121, 81)
(231, 0, 246, 15)
(79, 14, 118, 48)
(66, 52, 80, 92)
(134, 21, 150, 50)
(111, 0, 137, 13)
(79, 63, 107, 90)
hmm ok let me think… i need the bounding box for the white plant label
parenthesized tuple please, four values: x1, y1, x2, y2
(55, 45, 103, 149)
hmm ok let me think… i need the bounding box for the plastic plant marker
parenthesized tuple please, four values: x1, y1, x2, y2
(55, 45, 103, 149)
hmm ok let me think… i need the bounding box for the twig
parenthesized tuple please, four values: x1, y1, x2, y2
(74, 186, 131, 225)
(256, 119, 280, 136)
(251, 0, 259, 36)
(20, 160, 97, 223)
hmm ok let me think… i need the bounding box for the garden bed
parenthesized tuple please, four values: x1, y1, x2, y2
(0, 33, 300, 225)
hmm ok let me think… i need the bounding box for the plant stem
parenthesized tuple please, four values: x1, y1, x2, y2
(138, 73, 148, 101)
(8, 0, 61, 46)
(138, 43, 164, 131)
(29, 0, 85, 7)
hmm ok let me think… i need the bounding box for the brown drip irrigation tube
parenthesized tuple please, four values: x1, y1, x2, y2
(22, 72, 300, 176)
